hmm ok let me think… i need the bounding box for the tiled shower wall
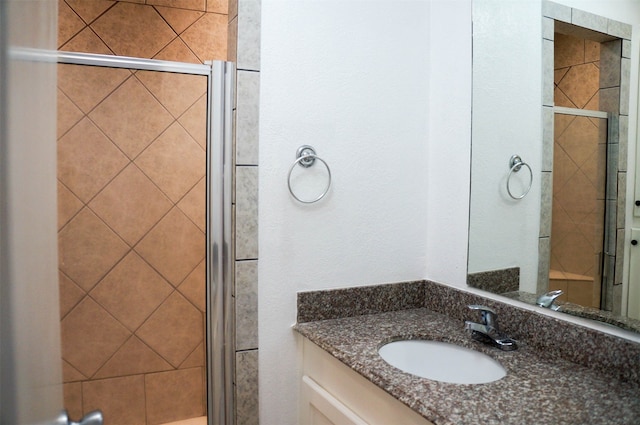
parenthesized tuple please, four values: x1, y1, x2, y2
(554, 33, 601, 110)
(58, 0, 227, 62)
(228, 0, 261, 424)
(58, 66, 209, 424)
(551, 33, 604, 307)
(57, 1, 227, 424)
(541, 1, 631, 314)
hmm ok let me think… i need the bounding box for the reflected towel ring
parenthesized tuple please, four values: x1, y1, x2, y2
(507, 155, 533, 200)
(287, 145, 332, 203)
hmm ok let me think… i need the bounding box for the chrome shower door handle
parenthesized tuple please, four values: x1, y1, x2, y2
(56, 409, 103, 425)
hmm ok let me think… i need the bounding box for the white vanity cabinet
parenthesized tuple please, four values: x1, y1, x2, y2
(300, 338, 434, 425)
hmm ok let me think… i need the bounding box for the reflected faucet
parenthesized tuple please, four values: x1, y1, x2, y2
(536, 290, 563, 311)
(464, 305, 517, 351)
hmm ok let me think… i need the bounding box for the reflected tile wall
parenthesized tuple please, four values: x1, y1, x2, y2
(547, 5, 631, 313)
(551, 33, 604, 307)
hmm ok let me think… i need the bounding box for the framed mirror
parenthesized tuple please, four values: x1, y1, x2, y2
(468, 0, 640, 332)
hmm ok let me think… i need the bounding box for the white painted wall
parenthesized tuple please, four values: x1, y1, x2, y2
(426, 0, 472, 287)
(259, 1, 434, 423)
(468, 0, 543, 293)
(259, 0, 640, 423)
(468, 0, 640, 295)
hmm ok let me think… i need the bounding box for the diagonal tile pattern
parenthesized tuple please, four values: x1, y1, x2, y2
(56, 1, 227, 421)
(57, 117, 129, 203)
(556, 115, 598, 168)
(58, 0, 228, 66)
(57, 181, 83, 230)
(61, 27, 113, 54)
(178, 177, 206, 232)
(62, 360, 86, 383)
(181, 12, 228, 63)
(56, 88, 83, 139)
(91, 2, 176, 59)
(61, 297, 131, 377)
(58, 67, 206, 423)
(136, 292, 204, 367)
(58, 0, 85, 48)
(89, 164, 173, 246)
(64, 0, 114, 24)
(178, 260, 206, 312)
(58, 208, 129, 291)
(58, 63, 130, 114)
(178, 94, 208, 150)
(89, 76, 174, 159)
(59, 271, 85, 319)
(136, 71, 207, 119)
(557, 63, 599, 109)
(135, 207, 205, 286)
(155, 6, 205, 34)
(154, 37, 201, 63)
(90, 252, 174, 331)
(552, 33, 608, 309)
(135, 122, 206, 203)
(93, 336, 173, 379)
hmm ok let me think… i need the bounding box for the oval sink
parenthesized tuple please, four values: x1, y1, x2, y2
(378, 340, 506, 384)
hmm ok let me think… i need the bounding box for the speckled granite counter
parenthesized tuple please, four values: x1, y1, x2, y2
(294, 281, 640, 425)
(501, 290, 640, 334)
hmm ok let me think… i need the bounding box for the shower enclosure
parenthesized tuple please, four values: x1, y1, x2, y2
(550, 107, 613, 310)
(56, 52, 234, 425)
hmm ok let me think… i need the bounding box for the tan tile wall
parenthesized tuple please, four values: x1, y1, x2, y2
(57, 1, 227, 423)
(551, 33, 606, 308)
(58, 0, 227, 63)
(554, 33, 601, 110)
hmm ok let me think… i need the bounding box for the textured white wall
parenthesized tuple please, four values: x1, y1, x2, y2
(468, 0, 640, 294)
(425, 0, 472, 287)
(468, 0, 543, 293)
(258, 0, 639, 423)
(259, 1, 433, 423)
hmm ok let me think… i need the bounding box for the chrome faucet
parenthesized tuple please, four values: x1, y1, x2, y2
(536, 289, 563, 311)
(464, 305, 517, 351)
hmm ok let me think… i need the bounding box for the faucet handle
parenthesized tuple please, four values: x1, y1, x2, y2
(467, 305, 498, 328)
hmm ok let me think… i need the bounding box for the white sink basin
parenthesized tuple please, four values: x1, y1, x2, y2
(378, 339, 506, 384)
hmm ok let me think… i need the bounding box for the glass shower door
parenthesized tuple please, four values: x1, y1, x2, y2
(57, 61, 209, 425)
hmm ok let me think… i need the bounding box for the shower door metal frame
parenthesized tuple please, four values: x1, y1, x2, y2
(55, 51, 235, 425)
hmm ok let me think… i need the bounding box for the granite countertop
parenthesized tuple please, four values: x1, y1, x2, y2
(294, 307, 640, 425)
(501, 290, 640, 334)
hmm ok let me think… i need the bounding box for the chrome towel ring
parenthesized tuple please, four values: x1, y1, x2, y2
(507, 154, 533, 200)
(287, 145, 332, 203)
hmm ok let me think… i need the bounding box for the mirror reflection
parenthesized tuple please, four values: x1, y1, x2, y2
(468, 0, 640, 333)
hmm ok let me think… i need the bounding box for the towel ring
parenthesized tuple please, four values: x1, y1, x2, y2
(287, 145, 332, 203)
(507, 154, 533, 200)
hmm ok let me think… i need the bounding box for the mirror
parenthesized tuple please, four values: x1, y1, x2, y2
(468, 0, 640, 333)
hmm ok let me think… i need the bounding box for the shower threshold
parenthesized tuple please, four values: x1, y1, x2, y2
(160, 416, 207, 425)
